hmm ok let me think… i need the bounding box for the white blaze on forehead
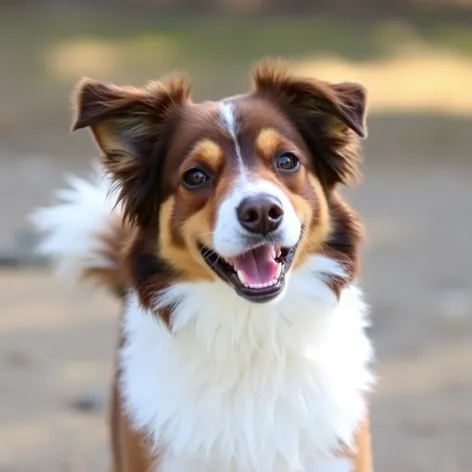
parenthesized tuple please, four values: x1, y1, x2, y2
(219, 102, 244, 168)
(220, 102, 238, 139)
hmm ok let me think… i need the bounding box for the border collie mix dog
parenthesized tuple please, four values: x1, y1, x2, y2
(32, 61, 374, 472)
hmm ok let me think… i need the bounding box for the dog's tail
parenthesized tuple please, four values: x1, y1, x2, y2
(30, 171, 130, 297)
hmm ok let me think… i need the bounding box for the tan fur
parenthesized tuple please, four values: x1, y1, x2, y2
(353, 418, 373, 472)
(338, 417, 373, 472)
(159, 197, 215, 282)
(255, 127, 283, 161)
(294, 175, 332, 269)
(189, 138, 224, 172)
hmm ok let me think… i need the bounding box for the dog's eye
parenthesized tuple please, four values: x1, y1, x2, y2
(275, 153, 300, 172)
(183, 168, 210, 188)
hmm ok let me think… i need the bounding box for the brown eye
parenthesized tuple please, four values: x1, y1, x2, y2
(183, 168, 210, 189)
(275, 153, 300, 172)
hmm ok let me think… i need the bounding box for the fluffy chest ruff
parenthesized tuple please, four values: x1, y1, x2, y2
(120, 256, 374, 472)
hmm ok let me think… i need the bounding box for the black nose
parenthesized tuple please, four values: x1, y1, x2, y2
(237, 194, 284, 235)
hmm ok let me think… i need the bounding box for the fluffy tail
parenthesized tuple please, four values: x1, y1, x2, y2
(30, 171, 129, 297)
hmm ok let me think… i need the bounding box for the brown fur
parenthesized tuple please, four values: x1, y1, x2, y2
(74, 75, 191, 227)
(110, 379, 154, 472)
(72, 60, 370, 470)
(82, 215, 133, 296)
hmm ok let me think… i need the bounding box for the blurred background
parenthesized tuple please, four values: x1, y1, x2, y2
(1, 1, 471, 471)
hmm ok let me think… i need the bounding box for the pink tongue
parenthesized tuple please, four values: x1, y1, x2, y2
(231, 245, 278, 286)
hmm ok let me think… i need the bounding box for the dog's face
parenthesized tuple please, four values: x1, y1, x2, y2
(74, 63, 366, 305)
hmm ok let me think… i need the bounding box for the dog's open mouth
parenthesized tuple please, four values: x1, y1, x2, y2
(199, 243, 297, 302)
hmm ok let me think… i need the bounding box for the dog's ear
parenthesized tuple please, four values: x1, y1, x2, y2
(252, 61, 367, 187)
(73, 76, 190, 225)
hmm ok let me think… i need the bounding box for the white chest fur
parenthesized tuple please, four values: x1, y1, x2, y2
(120, 256, 373, 472)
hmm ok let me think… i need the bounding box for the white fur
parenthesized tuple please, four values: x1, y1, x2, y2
(307, 459, 352, 472)
(220, 102, 245, 169)
(30, 171, 120, 281)
(158, 456, 352, 472)
(213, 177, 301, 258)
(121, 256, 373, 472)
(220, 102, 238, 141)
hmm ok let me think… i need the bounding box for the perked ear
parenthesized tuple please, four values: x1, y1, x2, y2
(252, 61, 367, 186)
(72, 76, 190, 225)
(329, 82, 367, 138)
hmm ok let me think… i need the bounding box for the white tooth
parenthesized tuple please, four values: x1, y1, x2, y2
(237, 270, 247, 285)
(275, 264, 282, 280)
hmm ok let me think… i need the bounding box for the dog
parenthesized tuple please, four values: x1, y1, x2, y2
(32, 61, 374, 472)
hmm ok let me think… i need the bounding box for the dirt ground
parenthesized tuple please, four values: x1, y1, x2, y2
(1, 115, 471, 471)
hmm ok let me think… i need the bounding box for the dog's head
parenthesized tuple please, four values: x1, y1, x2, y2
(73, 62, 366, 308)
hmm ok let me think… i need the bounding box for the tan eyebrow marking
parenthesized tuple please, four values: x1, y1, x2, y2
(255, 128, 284, 160)
(191, 139, 224, 171)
